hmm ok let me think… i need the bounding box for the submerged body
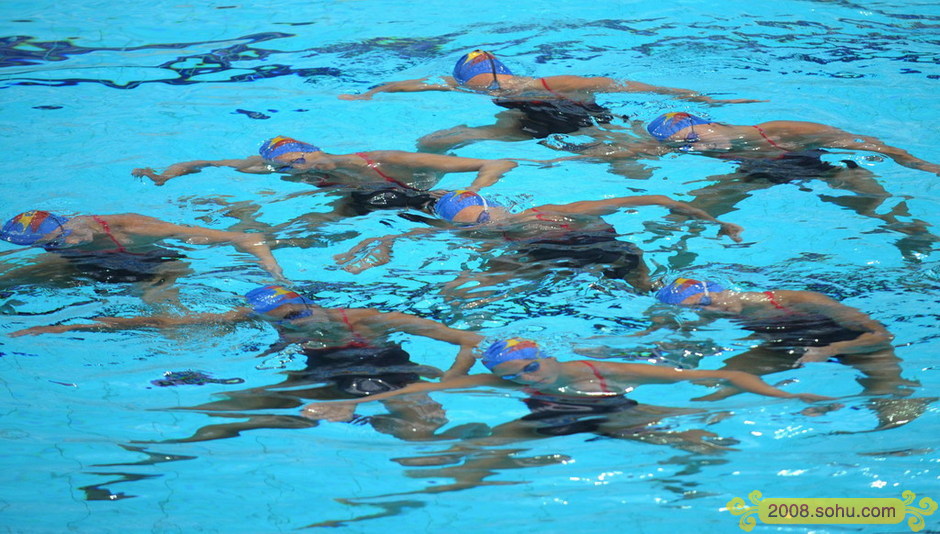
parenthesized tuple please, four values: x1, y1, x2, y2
(337, 191, 743, 294)
(0, 211, 283, 304)
(339, 50, 760, 151)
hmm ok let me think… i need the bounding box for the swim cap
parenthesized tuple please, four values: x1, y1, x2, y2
(452, 50, 513, 85)
(0, 210, 70, 246)
(647, 112, 713, 141)
(259, 136, 321, 161)
(433, 190, 501, 223)
(245, 285, 315, 314)
(655, 278, 726, 305)
(482, 338, 545, 370)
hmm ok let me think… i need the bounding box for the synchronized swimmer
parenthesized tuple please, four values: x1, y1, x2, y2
(5, 46, 932, 447)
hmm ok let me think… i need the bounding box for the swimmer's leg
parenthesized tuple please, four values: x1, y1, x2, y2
(135, 264, 190, 312)
(839, 348, 919, 397)
(441, 271, 522, 307)
(416, 111, 531, 153)
(598, 404, 737, 454)
(818, 167, 938, 259)
(685, 171, 776, 219)
(368, 395, 453, 441)
(817, 166, 901, 224)
(603, 253, 652, 294)
(152, 413, 317, 443)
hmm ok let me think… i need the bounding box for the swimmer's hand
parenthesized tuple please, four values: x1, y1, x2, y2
(334, 237, 392, 274)
(9, 324, 83, 337)
(301, 402, 357, 422)
(132, 167, 170, 186)
(716, 221, 744, 242)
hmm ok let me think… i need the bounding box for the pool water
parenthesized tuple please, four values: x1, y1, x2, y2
(1, 0, 939, 532)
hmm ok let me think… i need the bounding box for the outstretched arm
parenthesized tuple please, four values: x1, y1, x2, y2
(380, 151, 518, 190)
(9, 309, 251, 337)
(605, 362, 834, 402)
(339, 77, 458, 101)
(753, 121, 940, 175)
(112, 215, 285, 281)
(356, 310, 484, 378)
(537, 75, 765, 105)
(827, 132, 940, 176)
(537, 194, 744, 242)
(132, 156, 270, 186)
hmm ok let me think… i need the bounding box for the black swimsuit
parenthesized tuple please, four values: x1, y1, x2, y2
(49, 247, 186, 283)
(737, 314, 866, 352)
(492, 226, 642, 280)
(41, 215, 185, 284)
(731, 149, 855, 184)
(344, 186, 434, 216)
(493, 77, 618, 138)
(494, 98, 616, 139)
(293, 344, 425, 397)
(522, 392, 639, 436)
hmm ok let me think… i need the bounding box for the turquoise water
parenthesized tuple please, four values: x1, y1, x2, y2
(1, 0, 939, 532)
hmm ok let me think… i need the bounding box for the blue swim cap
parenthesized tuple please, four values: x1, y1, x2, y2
(647, 112, 713, 141)
(453, 50, 513, 85)
(0, 210, 70, 246)
(433, 190, 501, 223)
(482, 338, 545, 370)
(655, 278, 726, 305)
(245, 285, 315, 314)
(259, 136, 321, 161)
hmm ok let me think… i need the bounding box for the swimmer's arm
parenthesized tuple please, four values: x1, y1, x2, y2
(377, 151, 518, 190)
(8, 309, 252, 337)
(467, 159, 519, 190)
(301, 374, 506, 421)
(536, 75, 764, 105)
(538, 195, 744, 242)
(113, 215, 286, 281)
(614, 363, 834, 402)
(131, 156, 269, 185)
(816, 128, 940, 176)
(360, 311, 485, 378)
(339, 77, 458, 100)
(616, 79, 765, 105)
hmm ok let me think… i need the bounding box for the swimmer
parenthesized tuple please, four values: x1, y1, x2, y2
(335, 189, 744, 294)
(548, 111, 940, 180)
(642, 112, 940, 175)
(11, 285, 483, 442)
(338, 49, 762, 151)
(0, 210, 284, 304)
(301, 337, 832, 425)
(132, 135, 518, 190)
(651, 277, 920, 403)
(542, 112, 940, 257)
(11, 284, 483, 379)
